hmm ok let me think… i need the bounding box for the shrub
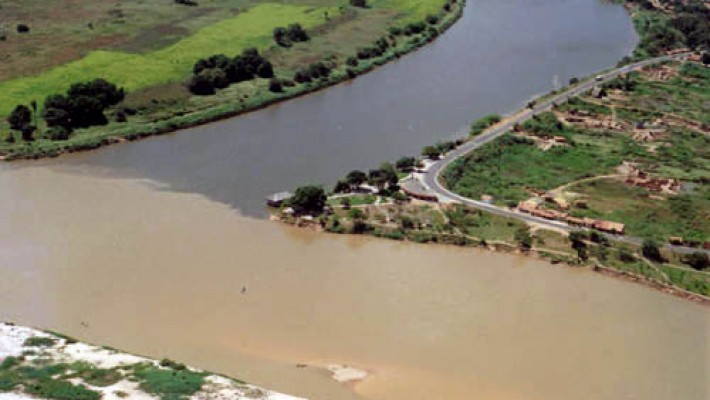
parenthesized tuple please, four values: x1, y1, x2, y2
(618, 248, 636, 263)
(470, 114, 501, 136)
(188, 72, 215, 95)
(422, 145, 440, 160)
(641, 239, 664, 263)
(16, 24, 30, 33)
(425, 14, 440, 25)
(683, 252, 709, 271)
(350, 0, 368, 8)
(23, 337, 57, 347)
(46, 126, 72, 141)
(268, 78, 283, 93)
(395, 156, 416, 171)
(273, 23, 309, 47)
(8, 105, 32, 131)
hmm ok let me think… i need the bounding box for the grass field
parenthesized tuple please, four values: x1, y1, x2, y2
(0, 3, 334, 115)
(442, 129, 625, 206)
(569, 178, 709, 241)
(0, 0, 458, 158)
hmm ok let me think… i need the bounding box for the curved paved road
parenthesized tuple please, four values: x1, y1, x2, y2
(422, 52, 707, 255)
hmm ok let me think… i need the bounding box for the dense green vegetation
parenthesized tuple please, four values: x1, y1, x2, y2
(626, 0, 709, 56)
(442, 114, 625, 206)
(132, 363, 206, 400)
(470, 114, 501, 136)
(0, 0, 462, 160)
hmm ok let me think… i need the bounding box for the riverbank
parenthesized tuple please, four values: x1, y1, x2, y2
(272, 201, 709, 304)
(0, 322, 306, 400)
(0, 0, 465, 162)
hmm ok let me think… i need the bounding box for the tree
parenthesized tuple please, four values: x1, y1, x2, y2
(333, 179, 350, 193)
(568, 230, 588, 260)
(350, 0, 367, 8)
(68, 79, 124, 108)
(368, 169, 389, 190)
(188, 72, 216, 95)
(568, 231, 587, 250)
(422, 145, 440, 160)
(514, 226, 533, 250)
(395, 156, 416, 171)
(290, 185, 326, 215)
(702, 52, 710, 65)
(256, 61, 274, 79)
(8, 105, 32, 131)
(345, 170, 367, 187)
(641, 239, 663, 263)
(683, 252, 709, 271)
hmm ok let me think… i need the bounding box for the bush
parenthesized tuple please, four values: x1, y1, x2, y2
(16, 24, 30, 33)
(470, 114, 501, 136)
(8, 105, 32, 131)
(683, 252, 709, 271)
(422, 145, 440, 160)
(46, 126, 72, 141)
(395, 156, 416, 171)
(425, 14, 440, 25)
(641, 239, 664, 262)
(188, 72, 216, 95)
(273, 23, 309, 47)
(350, 0, 368, 8)
(23, 337, 57, 347)
(618, 248, 636, 263)
(40, 79, 125, 133)
(268, 78, 283, 93)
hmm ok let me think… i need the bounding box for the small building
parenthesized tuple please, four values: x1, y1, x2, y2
(593, 220, 625, 235)
(669, 237, 684, 245)
(266, 191, 293, 207)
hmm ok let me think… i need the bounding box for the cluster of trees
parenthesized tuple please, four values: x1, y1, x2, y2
(630, 0, 709, 54)
(422, 139, 460, 160)
(470, 114, 501, 136)
(273, 24, 309, 47)
(6, 79, 125, 142)
(189, 49, 274, 95)
(355, 37, 391, 60)
(333, 163, 401, 193)
(293, 61, 332, 83)
(289, 185, 327, 215)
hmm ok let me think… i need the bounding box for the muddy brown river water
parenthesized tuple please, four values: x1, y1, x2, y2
(1, 0, 708, 399)
(0, 169, 708, 400)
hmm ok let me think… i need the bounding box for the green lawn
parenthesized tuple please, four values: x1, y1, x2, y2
(0, 3, 333, 115)
(374, 0, 446, 20)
